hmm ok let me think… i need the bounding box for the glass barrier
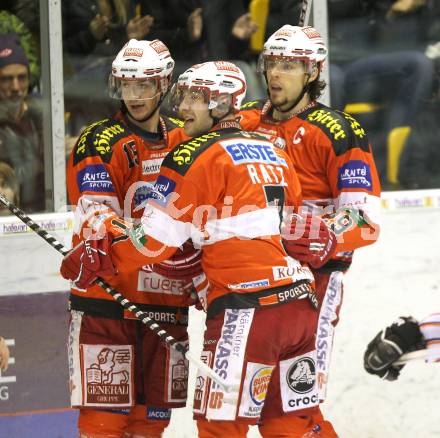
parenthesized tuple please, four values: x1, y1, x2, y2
(59, 0, 440, 194)
(2, 0, 437, 219)
(60, 0, 266, 147)
(327, 0, 440, 190)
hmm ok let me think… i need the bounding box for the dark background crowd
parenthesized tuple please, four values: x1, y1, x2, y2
(0, 0, 439, 214)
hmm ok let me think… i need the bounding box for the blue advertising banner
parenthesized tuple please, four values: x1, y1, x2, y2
(0, 291, 77, 437)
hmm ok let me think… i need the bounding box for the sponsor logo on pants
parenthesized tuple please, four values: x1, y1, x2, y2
(167, 340, 189, 402)
(280, 351, 319, 412)
(316, 271, 342, 400)
(238, 362, 274, 418)
(81, 344, 134, 407)
(193, 351, 212, 414)
(205, 309, 254, 421)
(147, 407, 171, 420)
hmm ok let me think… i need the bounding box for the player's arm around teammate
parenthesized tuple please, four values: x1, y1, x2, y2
(61, 60, 341, 437)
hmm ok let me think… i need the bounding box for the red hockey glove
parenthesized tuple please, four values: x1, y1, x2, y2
(151, 241, 203, 307)
(152, 240, 203, 282)
(282, 213, 337, 269)
(60, 234, 116, 290)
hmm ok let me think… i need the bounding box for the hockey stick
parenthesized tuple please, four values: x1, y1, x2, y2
(298, 0, 312, 27)
(0, 193, 237, 393)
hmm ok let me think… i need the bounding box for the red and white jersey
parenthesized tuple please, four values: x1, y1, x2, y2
(238, 100, 381, 271)
(107, 122, 315, 315)
(66, 112, 190, 310)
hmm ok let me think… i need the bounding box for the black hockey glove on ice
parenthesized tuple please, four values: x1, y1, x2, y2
(363, 316, 425, 381)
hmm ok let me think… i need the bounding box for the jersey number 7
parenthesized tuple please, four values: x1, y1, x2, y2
(263, 185, 285, 224)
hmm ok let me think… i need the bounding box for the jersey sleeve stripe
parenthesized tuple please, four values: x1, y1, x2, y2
(140, 205, 194, 247)
(336, 192, 381, 226)
(141, 204, 283, 248)
(202, 207, 282, 245)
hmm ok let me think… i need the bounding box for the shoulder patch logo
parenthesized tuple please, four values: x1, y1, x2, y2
(337, 160, 372, 191)
(92, 124, 125, 155)
(76, 120, 108, 155)
(77, 164, 115, 193)
(148, 175, 176, 207)
(304, 107, 370, 155)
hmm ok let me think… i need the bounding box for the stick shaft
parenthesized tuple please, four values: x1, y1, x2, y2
(394, 349, 429, 365)
(0, 193, 233, 391)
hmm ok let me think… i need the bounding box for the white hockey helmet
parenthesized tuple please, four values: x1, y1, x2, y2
(258, 25, 328, 75)
(171, 61, 247, 113)
(108, 39, 175, 101)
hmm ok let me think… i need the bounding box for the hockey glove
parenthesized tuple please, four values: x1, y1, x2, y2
(60, 233, 116, 290)
(282, 213, 337, 269)
(152, 240, 203, 282)
(364, 316, 425, 381)
(151, 240, 204, 306)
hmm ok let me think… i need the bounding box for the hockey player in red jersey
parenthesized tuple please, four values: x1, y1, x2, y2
(63, 39, 200, 438)
(61, 60, 339, 437)
(238, 24, 381, 429)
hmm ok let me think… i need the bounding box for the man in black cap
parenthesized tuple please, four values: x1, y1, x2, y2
(0, 33, 44, 211)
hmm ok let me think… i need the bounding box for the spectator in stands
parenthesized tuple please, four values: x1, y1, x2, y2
(136, 0, 205, 77)
(260, 0, 303, 39)
(0, 335, 10, 371)
(202, 0, 260, 98)
(328, 0, 434, 182)
(398, 61, 440, 189)
(0, 33, 44, 212)
(62, 0, 154, 60)
(0, 161, 19, 215)
(63, 0, 207, 124)
(202, 0, 257, 60)
(62, 0, 156, 117)
(63, 0, 203, 127)
(398, 1, 440, 189)
(0, 9, 40, 88)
